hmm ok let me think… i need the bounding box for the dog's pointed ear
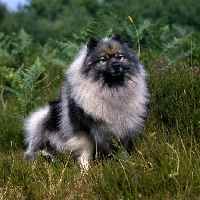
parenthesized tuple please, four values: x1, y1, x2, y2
(112, 33, 124, 44)
(87, 37, 99, 52)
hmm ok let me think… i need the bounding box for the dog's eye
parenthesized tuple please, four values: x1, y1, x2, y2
(99, 57, 107, 64)
(117, 54, 123, 60)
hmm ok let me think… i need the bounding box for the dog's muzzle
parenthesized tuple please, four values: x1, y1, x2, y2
(110, 62, 124, 77)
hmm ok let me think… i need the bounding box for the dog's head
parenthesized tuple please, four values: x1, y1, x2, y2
(82, 34, 140, 87)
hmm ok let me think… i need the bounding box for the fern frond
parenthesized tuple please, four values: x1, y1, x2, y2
(172, 24, 187, 37)
(106, 4, 128, 22)
(137, 20, 152, 37)
(56, 39, 79, 51)
(18, 29, 33, 49)
(0, 57, 51, 115)
(75, 11, 113, 41)
(16, 57, 45, 91)
(107, 5, 138, 37)
(36, 75, 60, 93)
(0, 85, 23, 99)
(54, 11, 113, 62)
(162, 24, 193, 62)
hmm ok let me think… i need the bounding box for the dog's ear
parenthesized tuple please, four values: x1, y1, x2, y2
(112, 33, 124, 44)
(87, 37, 99, 52)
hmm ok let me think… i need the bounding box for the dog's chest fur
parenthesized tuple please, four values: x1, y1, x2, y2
(67, 73, 146, 138)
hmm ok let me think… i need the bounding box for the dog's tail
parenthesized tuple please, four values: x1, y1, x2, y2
(24, 105, 50, 158)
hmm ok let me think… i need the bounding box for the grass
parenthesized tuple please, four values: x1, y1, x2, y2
(0, 129, 200, 199)
(0, 54, 200, 199)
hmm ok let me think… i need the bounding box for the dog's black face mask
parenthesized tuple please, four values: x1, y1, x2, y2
(97, 55, 125, 87)
(82, 34, 140, 88)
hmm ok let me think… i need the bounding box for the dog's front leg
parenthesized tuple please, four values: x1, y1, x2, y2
(64, 131, 94, 170)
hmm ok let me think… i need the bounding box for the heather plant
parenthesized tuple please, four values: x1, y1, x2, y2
(147, 57, 200, 135)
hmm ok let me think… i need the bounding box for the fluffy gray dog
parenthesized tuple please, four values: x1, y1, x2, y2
(24, 34, 149, 169)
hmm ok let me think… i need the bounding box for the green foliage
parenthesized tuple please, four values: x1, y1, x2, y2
(54, 8, 199, 65)
(106, 5, 198, 64)
(0, 29, 40, 68)
(8, 0, 103, 44)
(1, 0, 200, 43)
(73, 11, 113, 42)
(0, 57, 58, 117)
(107, 0, 200, 31)
(54, 11, 113, 62)
(161, 24, 194, 63)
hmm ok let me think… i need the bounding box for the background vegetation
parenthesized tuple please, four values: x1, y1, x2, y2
(0, 0, 200, 199)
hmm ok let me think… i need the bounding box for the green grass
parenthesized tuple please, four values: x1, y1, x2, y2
(0, 54, 200, 199)
(0, 130, 200, 199)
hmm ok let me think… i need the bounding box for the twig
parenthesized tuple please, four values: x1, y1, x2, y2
(0, 88, 7, 110)
(166, 143, 179, 177)
(128, 16, 140, 58)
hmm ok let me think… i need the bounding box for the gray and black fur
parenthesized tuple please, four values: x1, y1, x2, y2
(24, 34, 149, 169)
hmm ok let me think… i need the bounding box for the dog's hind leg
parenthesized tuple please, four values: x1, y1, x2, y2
(24, 138, 42, 159)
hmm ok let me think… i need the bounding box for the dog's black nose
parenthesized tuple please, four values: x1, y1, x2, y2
(112, 62, 121, 71)
(110, 62, 124, 77)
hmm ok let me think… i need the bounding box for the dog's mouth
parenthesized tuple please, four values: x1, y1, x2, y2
(103, 70, 125, 87)
(111, 70, 124, 77)
(112, 73, 122, 78)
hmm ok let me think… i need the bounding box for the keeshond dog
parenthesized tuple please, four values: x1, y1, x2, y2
(24, 34, 149, 169)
